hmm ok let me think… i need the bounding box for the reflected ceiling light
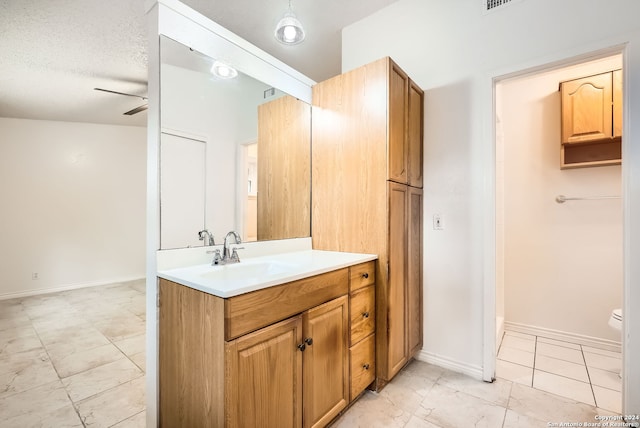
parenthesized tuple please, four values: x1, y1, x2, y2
(274, 0, 305, 45)
(211, 60, 238, 79)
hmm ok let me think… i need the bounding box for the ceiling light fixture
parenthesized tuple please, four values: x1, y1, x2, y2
(211, 60, 238, 79)
(274, 0, 305, 45)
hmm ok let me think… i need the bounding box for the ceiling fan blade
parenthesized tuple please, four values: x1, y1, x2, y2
(94, 87, 147, 101)
(123, 104, 149, 115)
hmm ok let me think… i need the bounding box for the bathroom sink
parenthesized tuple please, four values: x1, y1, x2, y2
(198, 260, 297, 282)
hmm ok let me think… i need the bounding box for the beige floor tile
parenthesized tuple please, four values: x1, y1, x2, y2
(533, 370, 595, 406)
(43, 326, 111, 360)
(508, 382, 598, 423)
(503, 330, 536, 341)
(0, 380, 81, 427)
(592, 385, 622, 414)
(62, 357, 143, 402)
(0, 351, 59, 399)
(49, 343, 125, 378)
(129, 351, 146, 372)
(93, 314, 145, 342)
(588, 366, 622, 392)
(537, 337, 581, 350)
(496, 359, 533, 386)
(502, 409, 546, 428)
(414, 383, 507, 428)
(500, 334, 536, 353)
(0, 333, 43, 356)
(536, 341, 584, 364)
(437, 370, 512, 407)
(110, 410, 146, 428)
(401, 360, 448, 382)
(404, 415, 443, 428)
(0, 314, 32, 332)
(535, 354, 590, 383)
(76, 376, 145, 427)
(498, 346, 535, 367)
(583, 351, 622, 373)
(114, 333, 145, 357)
(330, 390, 411, 428)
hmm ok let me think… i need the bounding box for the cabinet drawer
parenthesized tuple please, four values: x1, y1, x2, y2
(349, 334, 375, 400)
(350, 285, 375, 345)
(349, 261, 375, 292)
(225, 268, 348, 340)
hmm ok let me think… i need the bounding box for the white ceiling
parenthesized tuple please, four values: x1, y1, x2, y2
(0, 0, 399, 127)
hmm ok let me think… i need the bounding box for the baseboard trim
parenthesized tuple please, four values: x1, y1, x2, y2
(496, 316, 505, 352)
(0, 276, 145, 300)
(504, 321, 622, 353)
(415, 349, 484, 380)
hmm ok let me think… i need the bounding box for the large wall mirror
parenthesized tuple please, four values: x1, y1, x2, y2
(159, 35, 311, 249)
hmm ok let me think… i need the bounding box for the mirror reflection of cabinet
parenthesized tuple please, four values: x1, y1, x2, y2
(257, 95, 311, 241)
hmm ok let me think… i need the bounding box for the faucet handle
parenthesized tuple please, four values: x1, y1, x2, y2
(230, 247, 244, 262)
(211, 249, 223, 265)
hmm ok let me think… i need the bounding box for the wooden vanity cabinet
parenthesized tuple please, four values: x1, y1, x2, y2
(159, 264, 372, 428)
(560, 69, 622, 168)
(312, 57, 424, 388)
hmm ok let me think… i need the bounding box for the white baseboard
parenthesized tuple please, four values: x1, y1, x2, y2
(415, 349, 484, 380)
(0, 276, 145, 300)
(496, 316, 505, 352)
(504, 321, 622, 353)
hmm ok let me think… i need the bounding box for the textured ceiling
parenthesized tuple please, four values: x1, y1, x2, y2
(0, 0, 399, 127)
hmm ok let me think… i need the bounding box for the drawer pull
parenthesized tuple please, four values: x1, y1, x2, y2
(362, 273, 369, 279)
(363, 364, 370, 370)
(304, 337, 313, 346)
(362, 312, 370, 318)
(297, 343, 306, 352)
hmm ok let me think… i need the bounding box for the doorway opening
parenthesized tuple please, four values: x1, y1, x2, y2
(493, 52, 624, 413)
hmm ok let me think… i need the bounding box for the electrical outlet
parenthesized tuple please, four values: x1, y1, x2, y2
(433, 214, 444, 230)
(32, 272, 39, 280)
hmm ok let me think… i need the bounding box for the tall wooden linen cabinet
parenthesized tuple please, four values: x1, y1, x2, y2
(312, 57, 424, 386)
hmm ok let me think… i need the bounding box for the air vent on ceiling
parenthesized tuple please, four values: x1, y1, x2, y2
(483, 0, 521, 13)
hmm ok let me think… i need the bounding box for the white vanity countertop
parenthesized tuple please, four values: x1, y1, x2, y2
(157, 249, 377, 298)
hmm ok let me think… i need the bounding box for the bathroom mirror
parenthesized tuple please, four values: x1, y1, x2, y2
(159, 36, 311, 249)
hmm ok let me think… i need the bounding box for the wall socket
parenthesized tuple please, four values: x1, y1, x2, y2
(433, 214, 444, 230)
(32, 272, 39, 280)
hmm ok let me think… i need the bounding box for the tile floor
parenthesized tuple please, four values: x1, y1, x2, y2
(0, 280, 146, 427)
(1, 282, 628, 428)
(496, 330, 623, 414)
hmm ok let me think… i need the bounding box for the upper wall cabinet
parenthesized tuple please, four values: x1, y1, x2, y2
(560, 69, 622, 169)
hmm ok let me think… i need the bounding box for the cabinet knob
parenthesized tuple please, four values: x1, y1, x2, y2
(362, 272, 369, 279)
(304, 337, 313, 346)
(297, 343, 306, 352)
(363, 364, 370, 370)
(362, 312, 370, 318)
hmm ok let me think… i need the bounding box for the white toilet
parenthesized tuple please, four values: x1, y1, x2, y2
(609, 308, 623, 332)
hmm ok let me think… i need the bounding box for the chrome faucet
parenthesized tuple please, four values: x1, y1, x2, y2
(212, 231, 243, 265)
(198, 229, 215, 246)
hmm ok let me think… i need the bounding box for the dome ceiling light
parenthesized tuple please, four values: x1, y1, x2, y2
(274, 0, 305, 45)
(210, 60, 238, 79)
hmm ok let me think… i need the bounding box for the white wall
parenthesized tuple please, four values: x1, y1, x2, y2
(499, 57, 622, 342)
(342, 0, 640, 412)
(0, 118, 146, 298)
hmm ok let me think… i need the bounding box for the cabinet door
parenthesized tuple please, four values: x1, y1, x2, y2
(407, 80, 424, 188)
(613, 69, 623, 139)
(303, 296, 349, 428)
(225, 316, 303, 428)
(561, 72, 613, 144)
(388, 61, 409, 184)
(387, 182, 408, 378)
(407, 187, 423, 357)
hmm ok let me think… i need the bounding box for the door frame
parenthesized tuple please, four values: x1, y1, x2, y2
(483, 43, 629, 402)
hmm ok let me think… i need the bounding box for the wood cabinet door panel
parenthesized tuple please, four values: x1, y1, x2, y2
(387, 182, 408, 378)
(613, 69, 623, 139)
(407, 80, 424, 188)
(225, 316, 303, 428)
(561, 72, 613, 144)
(388, 62, 409, 184)
(303, 296, 349, 428)
(407, 187, 424, 357)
